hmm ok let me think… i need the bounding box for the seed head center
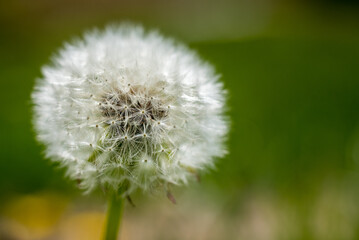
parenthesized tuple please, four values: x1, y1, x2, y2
(100, 89, 168, 138)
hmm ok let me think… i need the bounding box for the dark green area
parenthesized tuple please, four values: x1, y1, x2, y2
(194, 39, 359, 193)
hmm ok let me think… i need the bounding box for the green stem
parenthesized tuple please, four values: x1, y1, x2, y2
(103, 193, 125, 240)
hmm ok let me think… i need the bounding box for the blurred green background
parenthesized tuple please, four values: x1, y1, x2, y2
(1, 0, 359, 239)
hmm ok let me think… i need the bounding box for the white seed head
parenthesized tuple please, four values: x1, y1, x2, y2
(32, 24, 228, 194)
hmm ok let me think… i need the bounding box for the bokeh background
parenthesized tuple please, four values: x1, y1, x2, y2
(1, 0, 359, 239)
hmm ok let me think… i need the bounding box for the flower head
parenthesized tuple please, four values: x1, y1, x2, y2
(32, 24, 228, 195)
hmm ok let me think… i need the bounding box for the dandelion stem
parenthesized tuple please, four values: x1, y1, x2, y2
(103, 191, 125, 240)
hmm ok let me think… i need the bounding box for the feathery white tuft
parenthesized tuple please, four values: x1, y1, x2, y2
(32, 24, 228, 195)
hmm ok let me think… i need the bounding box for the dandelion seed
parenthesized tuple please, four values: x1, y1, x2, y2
(32, 23, 228, 195)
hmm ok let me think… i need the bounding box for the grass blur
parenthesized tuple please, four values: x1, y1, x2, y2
(1, 0, 359, 239)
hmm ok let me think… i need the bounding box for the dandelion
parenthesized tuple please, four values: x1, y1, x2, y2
(32, 23, 228, 240)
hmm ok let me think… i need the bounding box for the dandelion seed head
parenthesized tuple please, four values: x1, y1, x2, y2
(32, 23, 228, 194)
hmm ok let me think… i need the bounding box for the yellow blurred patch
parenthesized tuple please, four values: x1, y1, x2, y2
(2, 193, 68, 239)
(57, 212, 105, 240)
